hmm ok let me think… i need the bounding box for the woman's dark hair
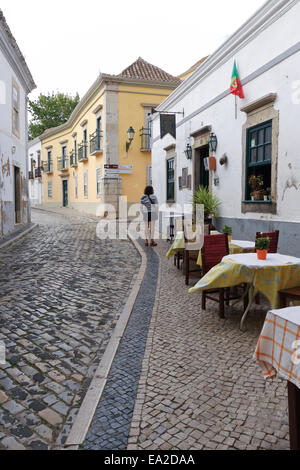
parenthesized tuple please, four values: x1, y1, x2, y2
(144, 186, 154, 196)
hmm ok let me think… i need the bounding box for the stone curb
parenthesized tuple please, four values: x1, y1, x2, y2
(0, 224, 37, 250)
(126, 246, 162, 450)
(64, 233, 147, 448)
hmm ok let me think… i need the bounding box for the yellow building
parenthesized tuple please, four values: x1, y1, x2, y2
(41, 58, 180, 216)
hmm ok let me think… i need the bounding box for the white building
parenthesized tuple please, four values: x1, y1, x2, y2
(28, 137, 43, 206)
(151, 0, 300, 256)
(0, 9, 36, 239)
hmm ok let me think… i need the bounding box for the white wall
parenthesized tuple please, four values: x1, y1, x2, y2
(152, 0, 300, 225)
(0, 47, 29, 237)
(28, 139, 43, 206)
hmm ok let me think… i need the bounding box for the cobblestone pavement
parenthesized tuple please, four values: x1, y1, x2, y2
(0, 208, 140, 450)
(83, 241, 158, 450)
(127, 241, 290, 451)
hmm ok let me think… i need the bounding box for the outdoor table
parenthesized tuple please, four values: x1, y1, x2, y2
(167, 235, 255, 262)
(254, 307, 300, 450)
(189, 253, 300, 330)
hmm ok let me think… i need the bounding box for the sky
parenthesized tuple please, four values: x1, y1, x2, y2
(2, 0, 267, 101)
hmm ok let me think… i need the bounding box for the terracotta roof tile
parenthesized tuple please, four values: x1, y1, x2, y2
(118, 57, 181, 85)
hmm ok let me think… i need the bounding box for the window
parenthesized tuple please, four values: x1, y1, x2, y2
(47, 150, 52, 172)
(245, 120, 272, 201)
(84, 171, 88, 198)
(48, 181, 53, 199)
(167, 158, 175, 202)
(75, 175, 78, 199)
(62, 145, 67, 169)
(96, 167, 101, 197)
(83, 129, 88, 158)
(12, 81, 20, 137)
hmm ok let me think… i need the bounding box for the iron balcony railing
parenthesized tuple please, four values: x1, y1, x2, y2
(57, 157, 69, 171)
(90, 129, 102, 154)
(42, 160, 53, 173)
(140, 127, 151, 151)
(28, 171, 34, 180)
(35, 167, 42, 178)
(70, 150, 78, 167)
(78, 142, 88, 161)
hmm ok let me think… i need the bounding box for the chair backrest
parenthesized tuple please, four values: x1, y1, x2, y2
(202, 234, 229, 275)
(256, 230, 279, 253)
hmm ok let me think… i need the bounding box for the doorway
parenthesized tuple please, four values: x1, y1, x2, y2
(194, 145, 209, 190)
(14, 166, 21, 224)
(62, 180, 68, 207)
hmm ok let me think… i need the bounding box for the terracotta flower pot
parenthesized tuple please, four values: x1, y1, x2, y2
(257, 249, 268, 260)
(253, 190, 264, 201)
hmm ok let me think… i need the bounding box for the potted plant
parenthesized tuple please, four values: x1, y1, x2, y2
(256, 237, 271, 260)
(222, 225, 233, 243)
(249, 175, 264, 201)
(193, 186, 221, 233)
(250, 192, 254, 201)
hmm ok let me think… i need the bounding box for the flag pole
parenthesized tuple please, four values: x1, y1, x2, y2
(235, 94, 237, 120)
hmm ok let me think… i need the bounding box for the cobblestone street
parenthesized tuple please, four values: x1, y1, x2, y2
(0, 208, 140, 450)
(127, 242, 290, 451)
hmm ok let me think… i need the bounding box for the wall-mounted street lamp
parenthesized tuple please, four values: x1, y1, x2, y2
(208, 132, 218, 153)
(184, 143, 193, 160)
(126, 126, 135, 152)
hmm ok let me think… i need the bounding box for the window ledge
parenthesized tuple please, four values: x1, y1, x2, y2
(242, 201, 277, 215)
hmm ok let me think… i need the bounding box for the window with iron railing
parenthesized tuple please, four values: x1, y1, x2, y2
(28, 171, 34, 180)
(35, 167, 42, 178)
(90, 129, 102, 154)
(140, 127, 151, 151)
(70, 149, 78, 167)
(78, 142, 88, 161)
(42, 160, 53, 173)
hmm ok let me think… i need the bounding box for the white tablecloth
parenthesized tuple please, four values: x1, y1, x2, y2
(223, 253, 300, 269)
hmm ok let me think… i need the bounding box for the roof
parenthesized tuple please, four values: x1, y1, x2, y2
(0, 9, 36, 93)
(178, 56, 209, 79)
(118, 57, 181, 85)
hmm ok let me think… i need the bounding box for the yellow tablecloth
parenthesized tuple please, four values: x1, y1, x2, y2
(166, 232, 185, 260)
(189, 254, 300, 309)
(166, 232, 256, 265)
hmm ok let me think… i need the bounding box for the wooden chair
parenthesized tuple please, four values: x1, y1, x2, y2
(256, 230, 280, 253)
(185, 248, 202, 285)
(201, 234, 230, 319)
(279, 287, 300, 308)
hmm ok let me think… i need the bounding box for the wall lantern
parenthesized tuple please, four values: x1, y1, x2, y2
(184, 143, 193, 160)
(126, 126, 135, 152)
(208, 132, 218, 153)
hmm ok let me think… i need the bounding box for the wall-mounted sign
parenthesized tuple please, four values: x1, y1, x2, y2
(160, 114, 176, 139)
(119, 165, 133, 175)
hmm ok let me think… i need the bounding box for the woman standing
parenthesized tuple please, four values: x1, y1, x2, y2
(141, 186, 158, 247)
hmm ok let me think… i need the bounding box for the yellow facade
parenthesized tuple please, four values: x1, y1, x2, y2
(41, 59, 180, 215)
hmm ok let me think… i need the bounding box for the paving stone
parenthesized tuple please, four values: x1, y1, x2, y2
(2, 400, 25, 415)
(1, 436, 26, 450)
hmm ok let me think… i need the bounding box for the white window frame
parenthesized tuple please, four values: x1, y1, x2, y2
(96, 166, 101, 197)
(12, 80, 20, 138)
(84, 171, 88, 198)
(48, 181, 53, 199)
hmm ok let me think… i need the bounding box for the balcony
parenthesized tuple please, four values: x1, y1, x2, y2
(90, 129, 103, 155)
(35, 167, 42, 178)
(57, 157, 69, 171)
(70, 150, 78, 168)
(78, 142, 88, 162)
(42, 161, 53, 174)
(140, 127, 151, 151)
(28, 171, 34, 180)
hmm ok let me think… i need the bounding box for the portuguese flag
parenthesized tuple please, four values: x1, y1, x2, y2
(230, 61, 244, 99)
